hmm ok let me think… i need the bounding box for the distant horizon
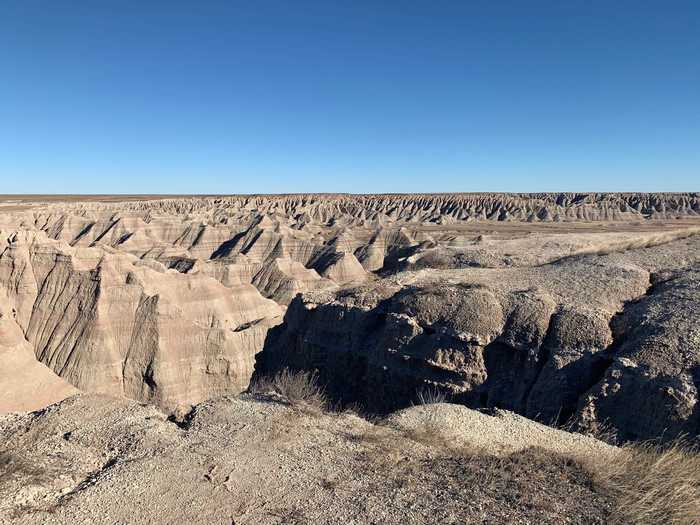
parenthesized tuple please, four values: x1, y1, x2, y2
(2, 2, 699, 193)
(1, 190, 699, 199)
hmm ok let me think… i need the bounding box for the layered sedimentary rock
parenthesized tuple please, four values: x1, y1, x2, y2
(251, 258, 337, 304)
(0, 230, 282, 411)
(19, 192, 700, 222)
(255, 235, 700, 441)
(0, 314, 79, 414)
(4, 194, 699, 305)
(2, 194, 700, 441)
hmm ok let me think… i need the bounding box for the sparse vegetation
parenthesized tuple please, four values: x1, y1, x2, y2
(414, 385, 448, 406)
(249, 368, 328, 413)
(247, 369, 700, 525)
(585, 438, 700, 525)
(361, 414, 700, 525)
(351, 428, 611, 524)
(558, 417, 620, 446)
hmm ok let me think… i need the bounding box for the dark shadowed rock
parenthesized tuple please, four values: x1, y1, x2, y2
(575, 268, 700, 441)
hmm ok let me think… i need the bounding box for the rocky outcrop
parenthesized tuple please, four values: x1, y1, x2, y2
(574, 269, 700, 441)
(254, 283, 563, 414)
(251, 258, 337, 304)
(254, 239, 700, 442)
(313, 251, 368, 284)
(0, 314, 79, 414)
(25, 192, 700, 223)
(2, 194, 698, 306)
(2, 194, 700, 439)
(0, 231, 283, 411)
(525, 307, 614, 424)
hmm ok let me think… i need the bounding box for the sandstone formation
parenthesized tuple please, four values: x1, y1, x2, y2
(10, 192, 700, 222)
(0, 315, 79, 414)
(0, 229, 283, 412)
(1, 194, 699, 444)
(255, 234, 700, 442)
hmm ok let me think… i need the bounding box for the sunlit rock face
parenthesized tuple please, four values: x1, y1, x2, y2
(0, 230, 283, 412)
(1, 192, 699, 432)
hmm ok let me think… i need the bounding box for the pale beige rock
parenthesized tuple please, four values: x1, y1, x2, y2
(0, 393, 617, 524)
(1, 193, 700, 419)
(0, 316, 79, 414)
(317, 251, 368, 285)
(252, 257, 336, 304)
(0, 230, 283, 411)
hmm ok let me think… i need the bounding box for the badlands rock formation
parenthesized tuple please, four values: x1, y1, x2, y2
(257, 235, 700, 441)
(7, 191, 698, 221)
(0, 229, 283, 412)
(0, 314, 78, 413)
(1, 193, 699, 443)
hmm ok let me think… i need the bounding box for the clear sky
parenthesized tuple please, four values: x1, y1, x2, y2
(1, 1, 698, 194)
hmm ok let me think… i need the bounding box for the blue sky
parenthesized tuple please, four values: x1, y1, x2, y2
(1, 1, 698, 194)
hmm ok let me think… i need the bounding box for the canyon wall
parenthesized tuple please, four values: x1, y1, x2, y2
(1, 194, 699, 443)
(255, 235, 700, 442)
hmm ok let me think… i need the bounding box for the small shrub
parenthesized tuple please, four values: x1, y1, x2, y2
(250, 368, 327, 413)
(414, 385, 448, 406)
(558, 417, 619, 446)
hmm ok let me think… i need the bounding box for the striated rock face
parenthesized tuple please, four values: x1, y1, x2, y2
(0, 315, 79, 414)
(2, 193, 700, 440)
(0, 230, 283, 412)
(251, 258, 338, 304)
(20, 192, 700, 222)
(3, 193, 699, 308)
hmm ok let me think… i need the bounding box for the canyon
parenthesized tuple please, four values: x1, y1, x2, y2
(2, 193, 700, 523)
(0, 193, 699, 441)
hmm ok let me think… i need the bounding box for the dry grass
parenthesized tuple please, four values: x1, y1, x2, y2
(348, 423, 611, 523)
(257, 373, 699, 525)
(554, 228, 700, 264)
(586, 438, 700, 525)
(250, 368, 328, 413)
(414, 385, 448, 406)
(370, 411, 700, 525)
(558, 417, 620, 446)
(402, 415, 457, 452)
